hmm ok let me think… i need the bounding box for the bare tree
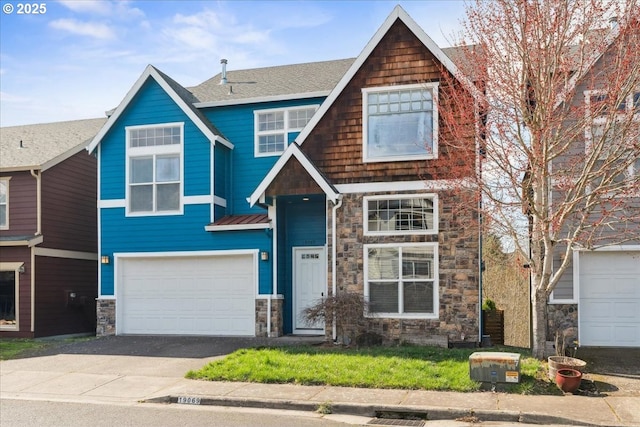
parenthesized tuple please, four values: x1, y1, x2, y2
(442, 0, 640, 358)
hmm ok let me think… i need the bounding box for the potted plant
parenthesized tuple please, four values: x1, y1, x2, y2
(556, 368, 582, 393)
(548, 331, 586, 380)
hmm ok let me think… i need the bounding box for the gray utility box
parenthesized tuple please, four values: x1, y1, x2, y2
(469, 352, 521, 384)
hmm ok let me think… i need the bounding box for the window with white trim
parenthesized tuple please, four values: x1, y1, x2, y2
(585, 90, 640, 194)
(0, 178, 8, 229)
(363, 83, 438, 162)
(254, 105, 318, 156)
(365, 243, 438, 317)
(126, 124, 183, 215)
(364, 194, 437, 235)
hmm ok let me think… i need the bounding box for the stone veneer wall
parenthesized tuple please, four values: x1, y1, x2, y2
(96, 299, 116, 336)
(327, 191, 480, 345)
(547, 303, 578, 351)
(256, 297, 284, 337)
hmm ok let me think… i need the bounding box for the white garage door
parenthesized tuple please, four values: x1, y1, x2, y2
(118, 254, 255, 336)
(580, 251, 640, 347)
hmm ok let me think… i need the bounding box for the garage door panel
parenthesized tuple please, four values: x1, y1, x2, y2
(119, 255, 255, 336)
(580, 251, 640, 347)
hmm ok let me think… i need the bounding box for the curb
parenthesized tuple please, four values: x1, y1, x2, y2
(143, 395, 609, 426)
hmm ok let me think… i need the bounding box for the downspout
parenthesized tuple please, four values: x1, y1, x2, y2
(29, 169, 42, 235)
(331, 195, 343, 341)
(268, 201, 277, 337)
(29, 169, 41, 333)
(478, 207, 483, 344)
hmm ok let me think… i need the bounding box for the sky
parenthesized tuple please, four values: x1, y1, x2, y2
(0, 0, 468, 127)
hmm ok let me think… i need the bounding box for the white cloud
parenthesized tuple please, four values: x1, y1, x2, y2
(49, 18, 116, 40)
(58, 0, 145, 19)
(58, 0, 112, 15)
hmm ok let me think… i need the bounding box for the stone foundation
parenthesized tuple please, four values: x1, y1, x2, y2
(96, 299, 116, 336)
(255, 297, 284, 337)
(547, 303, 578, 352)
(98, 297, 283, 338)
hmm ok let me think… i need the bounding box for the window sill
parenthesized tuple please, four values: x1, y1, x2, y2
(548, 299, 578, 305)
(363, 154, 436, 164)
(366, 313, 438, 319)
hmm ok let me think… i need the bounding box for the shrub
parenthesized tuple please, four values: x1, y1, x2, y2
(302, 291, 370, 345)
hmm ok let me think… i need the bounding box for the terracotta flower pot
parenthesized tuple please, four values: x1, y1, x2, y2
(548, 356, 586, 380)
(556, 368, 582, 393)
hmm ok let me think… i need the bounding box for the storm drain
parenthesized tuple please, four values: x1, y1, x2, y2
(367, 419, 425, 427)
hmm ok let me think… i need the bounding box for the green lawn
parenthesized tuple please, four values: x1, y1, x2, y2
(187, 345, 556, 394)
(0, 338, 50, 360)
(0, 336, 96, 360)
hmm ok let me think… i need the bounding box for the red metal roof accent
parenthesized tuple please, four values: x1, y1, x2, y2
(209, 214, 269, 227)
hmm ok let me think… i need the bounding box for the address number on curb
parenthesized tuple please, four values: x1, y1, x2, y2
(177, 396, 202, 405)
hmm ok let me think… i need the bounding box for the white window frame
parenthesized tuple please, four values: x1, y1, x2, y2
(364, 193, 438, 236)
(362, 83, 439, 163)
(364, 242, 439, 319)
(0, 177, 9, 230)
(125, 123, 184, 217)
(549, 251, 578, 304)
(0, 264, 20, 330)
(254, 105, 319, 157)
(584, 90, 640, 196)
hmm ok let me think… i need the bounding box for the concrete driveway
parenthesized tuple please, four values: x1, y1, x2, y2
(18, 335, 322, 359)
(578, 347, 640, 397)
(0, 335, 324, 404)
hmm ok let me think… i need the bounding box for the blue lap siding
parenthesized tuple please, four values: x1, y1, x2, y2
(97, 76, 325, 305)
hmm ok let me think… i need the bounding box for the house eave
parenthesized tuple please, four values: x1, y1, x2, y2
(248, 143, 339, 207)
(0, 234, 44, 247)
(87, 65, 229, 153)
(204, 223, 272, 232)
(194, 91, 331, 109)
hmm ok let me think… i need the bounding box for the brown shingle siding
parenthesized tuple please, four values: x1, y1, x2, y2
(298, 20, 474, 184)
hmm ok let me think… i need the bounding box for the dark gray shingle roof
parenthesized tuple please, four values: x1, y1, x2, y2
(188, 58, 356, 104)
(1, 118, 106, 171)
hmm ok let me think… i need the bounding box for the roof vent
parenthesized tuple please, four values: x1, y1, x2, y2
(609, 16, 618, 30)
(219, 59, 228, 85)
(19, 140, 24, 149)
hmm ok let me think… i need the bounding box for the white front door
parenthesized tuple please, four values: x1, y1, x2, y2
(293, 247, 326, 334)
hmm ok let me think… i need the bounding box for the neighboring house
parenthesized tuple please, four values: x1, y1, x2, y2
(88, 6, 482, 345)
(547, 22, 640, 348)
(0, 118, 104, 338)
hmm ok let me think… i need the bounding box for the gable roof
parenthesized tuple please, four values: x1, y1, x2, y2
(248, 142, 339, 207)
(296, 5, 479, 146)
(554, 24, 622, 109)
(189, 59, 355, 107)
(87, 65, 232, 153)
(0, 118, 106, 172)
(249, 5, 478, 205)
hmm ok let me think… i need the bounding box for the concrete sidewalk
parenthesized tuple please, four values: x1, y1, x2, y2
(1, 352, 639, 426)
